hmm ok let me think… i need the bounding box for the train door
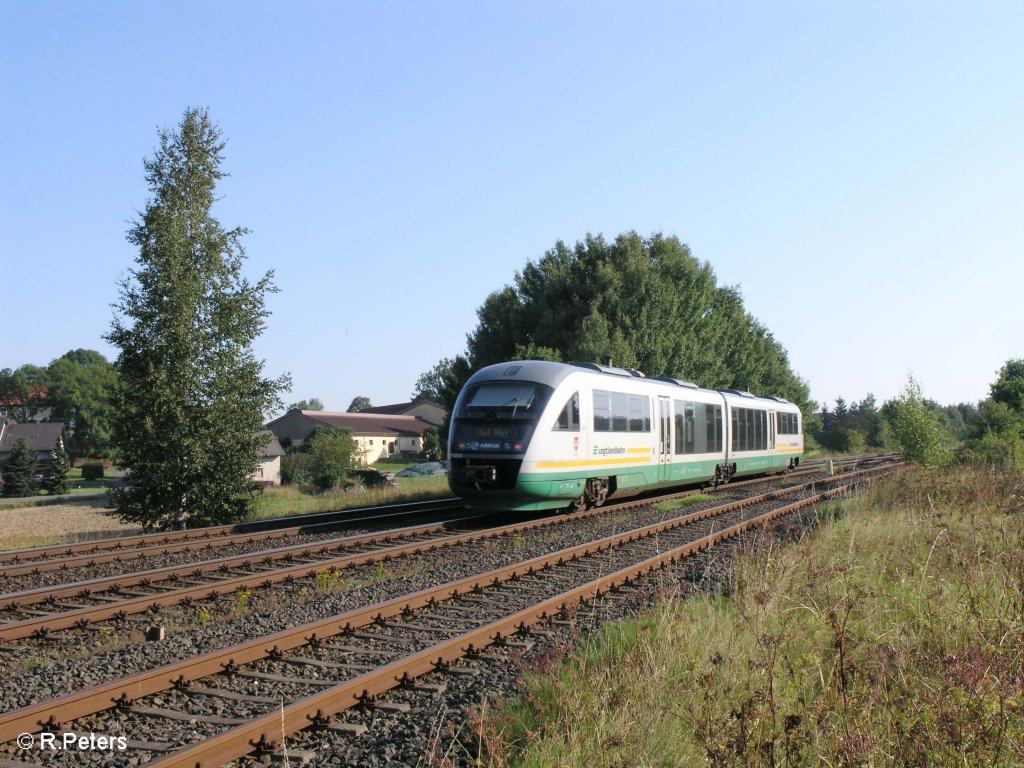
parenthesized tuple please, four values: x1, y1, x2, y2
(658, 396, 672, 482)
(769, 412, 776, 454)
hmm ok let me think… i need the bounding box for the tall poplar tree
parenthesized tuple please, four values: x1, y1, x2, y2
(106, 107, 289, 529)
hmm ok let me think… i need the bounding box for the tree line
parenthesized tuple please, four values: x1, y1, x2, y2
(811, 360, 1024, 468)
(1, 350, 119, 457)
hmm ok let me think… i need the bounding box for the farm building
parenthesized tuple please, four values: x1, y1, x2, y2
(360, 401, 445, 428)
(266, 409, 436, 465)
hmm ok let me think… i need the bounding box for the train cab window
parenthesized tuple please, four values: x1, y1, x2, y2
(460, 382, 552, 421)
(553, 392, 580, 431)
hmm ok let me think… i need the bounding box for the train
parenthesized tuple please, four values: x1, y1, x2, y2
(447, 360, 803, 512)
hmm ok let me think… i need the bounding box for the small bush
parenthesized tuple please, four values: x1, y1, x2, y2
(280, 452, 314, 485)
(81, 463, 105, 481)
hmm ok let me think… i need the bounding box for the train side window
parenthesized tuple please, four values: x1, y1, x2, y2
(693, 403, 708, 453)
(674, 400, 685, 454)
(554, 392, 580, 431)
(711, 405, 723, 452)
(628, 395, 645, 431)
(684, 402, 696, 453)
(611, 392, 628, 431)
(593, 390, 610, 431)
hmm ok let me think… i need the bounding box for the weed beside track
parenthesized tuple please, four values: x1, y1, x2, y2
(479, 465, 1024, 767)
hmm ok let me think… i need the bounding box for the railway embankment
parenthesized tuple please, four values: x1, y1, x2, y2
(478, 465, 1024, 767)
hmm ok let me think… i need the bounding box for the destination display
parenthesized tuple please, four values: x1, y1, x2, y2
(459, 425, 518, 440)
(454, 424, 526, 452)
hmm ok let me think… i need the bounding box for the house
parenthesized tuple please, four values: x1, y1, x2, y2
(0, 386, 51, 423)
(360, 401, 446, 428)
(0, 417, 66, 465)
(253, 430, 285, 486)
(266, 409, 435, 465)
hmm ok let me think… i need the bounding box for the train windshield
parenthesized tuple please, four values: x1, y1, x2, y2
(459, 382, 552, 421)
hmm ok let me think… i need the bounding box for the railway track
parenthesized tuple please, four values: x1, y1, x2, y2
(0, 498, 469, 572)
(0, 453, 890, 580)
(0, 460, 890, 645)
(0, 460, 900, 767)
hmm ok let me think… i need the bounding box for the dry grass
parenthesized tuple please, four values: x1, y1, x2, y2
(476, 465, 1024, 767)
(0, 498, 141, 551)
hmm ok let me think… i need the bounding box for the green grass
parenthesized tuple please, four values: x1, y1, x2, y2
(245, 474, 451, 521)
(63, 467, 120, 493)
(655, 493, 715, 512)
(477, 465, 1024, 767)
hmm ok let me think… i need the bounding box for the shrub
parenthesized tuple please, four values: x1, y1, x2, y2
(890, 375, 953, 466)
(81, 463, 105, 481)
(308, 428, 359, 490)
(280, 452, 314, 485)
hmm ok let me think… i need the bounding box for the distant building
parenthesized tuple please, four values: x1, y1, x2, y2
(360, 401, 446, 428)
(254, 430, 285, 485)
(266, 409, 436, 465)
(0, 417, 66, 464)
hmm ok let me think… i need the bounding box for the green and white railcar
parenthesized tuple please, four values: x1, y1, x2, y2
(448, 361, 803, 512)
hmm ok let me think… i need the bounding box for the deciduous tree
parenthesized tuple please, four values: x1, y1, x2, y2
(47, 349, 119, 458)
(420, 232, 810, 415)
(308, 428, 358, 489)
(889, 375, 953, 467)
(990, 359, 1024, 413)
(105, 107, 289, 529)
(288, 398, 325, 412)
(347, 396, 372, 413)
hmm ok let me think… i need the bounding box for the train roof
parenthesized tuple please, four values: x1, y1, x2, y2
(467, 361, 799, 410)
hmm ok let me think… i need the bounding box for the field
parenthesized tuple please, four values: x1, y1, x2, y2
(0, 499, 140, 549)
(479, 465, 1024, 767)
(0, 460, 451, 549)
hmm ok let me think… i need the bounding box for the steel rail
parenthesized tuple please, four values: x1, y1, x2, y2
(0, 466, 896, 640)
(0, 458, 886, 608)
(0, 465, 896, 745)
(0, 517, 472, 609)
(0, 453, 894, 568)
(149, 482, 859, 768)
(0, 501, 469, 575)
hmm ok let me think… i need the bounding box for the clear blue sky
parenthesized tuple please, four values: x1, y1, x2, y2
(2, 2, 1021, 414)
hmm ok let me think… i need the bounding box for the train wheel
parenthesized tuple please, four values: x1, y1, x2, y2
(566, 494, 587, 514)
(585, 477, 610, 508)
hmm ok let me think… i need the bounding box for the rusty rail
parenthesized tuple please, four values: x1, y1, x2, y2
(0, 466, 899, 746)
